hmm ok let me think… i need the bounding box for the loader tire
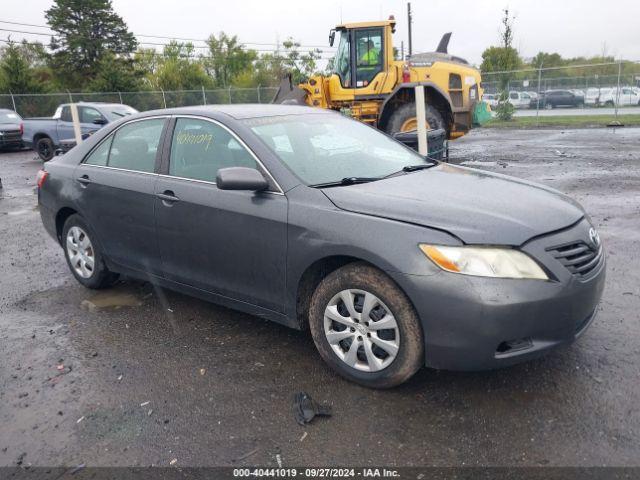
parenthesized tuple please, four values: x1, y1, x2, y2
(385, 103, 446, 135)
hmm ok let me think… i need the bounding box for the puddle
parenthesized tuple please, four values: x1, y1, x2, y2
(81, 288, 144, 311)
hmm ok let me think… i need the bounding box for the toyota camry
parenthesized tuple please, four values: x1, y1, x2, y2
(37, 105, 605, 388)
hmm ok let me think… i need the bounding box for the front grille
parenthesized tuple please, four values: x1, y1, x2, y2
(1, 130, 21, 142)
(547, 241, 603, 277)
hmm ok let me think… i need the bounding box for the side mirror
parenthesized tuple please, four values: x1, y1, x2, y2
(329, 29, 336, 47)
(216, 167, 269, 192)
(92, 117, 108, 125)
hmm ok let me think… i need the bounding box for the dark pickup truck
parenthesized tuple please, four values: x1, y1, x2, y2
(0, 109, 24, 151)
(22, 102, 137, 160)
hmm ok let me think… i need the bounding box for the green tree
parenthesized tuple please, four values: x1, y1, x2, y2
(203, 32, 257, 87)
(0, 41, 45, 93)
(481, 8, 521, 120)
(480, 9, 522, 89)
(45, 0, 137, 89)
(88, 53, 142, 92)
(145, 42, 212, 91)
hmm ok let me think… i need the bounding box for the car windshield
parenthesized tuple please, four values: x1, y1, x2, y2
(103, 105, 138, 121)
(0, 111, 21, 122)
(244, 113, 430, 186)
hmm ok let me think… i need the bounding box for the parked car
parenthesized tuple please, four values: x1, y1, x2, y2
(0, 109, 24, 151)
(533, 90, 585, 109)
(483, 93, 499, 108)
(507, 91, 532, 109)
(585, 88, 601, 106)
(23, 102, 137, 161)
(596, 88, 616, 107)
(613, 87, 640, 106)
(37, 105, 605, 388)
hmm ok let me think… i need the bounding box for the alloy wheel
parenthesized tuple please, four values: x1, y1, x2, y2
(66, 226, 95, 279)
(323, 289, 400, 372)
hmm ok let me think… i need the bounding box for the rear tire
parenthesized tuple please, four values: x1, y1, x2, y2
(62, 214, 118, 289)
(308, 262, 424, 388)
(385, 103, 446, 135)
(36, 137, 54, 161)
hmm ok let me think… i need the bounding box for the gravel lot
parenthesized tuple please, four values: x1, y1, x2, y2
(1, 127, 639, 468)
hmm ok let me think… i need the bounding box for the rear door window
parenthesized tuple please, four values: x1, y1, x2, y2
(85, 137, 112, 166)
(168, 118, 257, 183)
(107, 118, 165, 173)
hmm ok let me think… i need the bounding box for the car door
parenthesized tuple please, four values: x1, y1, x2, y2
(154, 116, 287, 313)
(78, 106, 107, 135)
(73, 116, 168, 275)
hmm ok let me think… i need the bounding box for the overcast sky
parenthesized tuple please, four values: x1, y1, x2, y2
(2, 0, 640, 66)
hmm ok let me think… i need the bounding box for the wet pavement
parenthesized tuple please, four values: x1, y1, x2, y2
(1, 127, 639, 467)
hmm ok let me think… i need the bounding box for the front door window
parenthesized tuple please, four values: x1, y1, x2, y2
(355, 29, 383, 88)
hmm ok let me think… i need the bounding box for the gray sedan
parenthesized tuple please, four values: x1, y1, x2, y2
(37, 105, 605, 388)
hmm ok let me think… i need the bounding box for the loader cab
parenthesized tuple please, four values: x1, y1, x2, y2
(329, 20, 395, 93)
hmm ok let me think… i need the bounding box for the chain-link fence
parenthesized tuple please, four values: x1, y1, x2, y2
(0, 86, 279, 118)
(481, 61, 640, 117)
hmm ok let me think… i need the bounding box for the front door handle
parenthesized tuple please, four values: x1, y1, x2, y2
(156, 190, 180, 205)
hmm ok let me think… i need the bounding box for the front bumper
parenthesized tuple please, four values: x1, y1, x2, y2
(390, 218, 606, 371)
(0, 137, 23, 149)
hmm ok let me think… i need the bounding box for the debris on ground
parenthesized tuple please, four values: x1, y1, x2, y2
(169, 458, 177, 466)
(276, 453, 283, 468)
(140, 401, 150, 407)
(69, 464, 86, 475)
(199, 368, 206, 375)
(234, 447, 259, 462)
(299, 431, 308, 442)
(293, 392, 332, 425)
(76, 416, 85, 424)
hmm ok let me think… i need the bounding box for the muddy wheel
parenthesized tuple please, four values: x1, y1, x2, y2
(309, 262, 424, 388)
(385, 103, 446, 135)
(36, 137, 54, 161)
(62, 214, 118, 289)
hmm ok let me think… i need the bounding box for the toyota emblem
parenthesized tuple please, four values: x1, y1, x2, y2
(588, 227, 600, 249)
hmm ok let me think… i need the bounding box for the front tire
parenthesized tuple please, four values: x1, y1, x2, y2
(309, 262, 424, 388)
(62, 214, 118, 289)
(385, 102, 446, 135)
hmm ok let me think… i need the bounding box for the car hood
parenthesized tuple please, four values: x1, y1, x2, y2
(0, 122, 21, 131)
(321, 163, 585, 245)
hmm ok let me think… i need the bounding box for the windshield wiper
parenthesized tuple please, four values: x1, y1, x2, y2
(382, 163, 438, 179)
(310, 176, 380, 188)
(402, 163, 437, 172)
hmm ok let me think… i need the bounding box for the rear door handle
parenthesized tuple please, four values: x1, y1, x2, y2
(77, 174, 91, 186)
(156, 190, 180, 204)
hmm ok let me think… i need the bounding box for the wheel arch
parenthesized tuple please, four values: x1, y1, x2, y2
(378, 82, 453, 133)
(55, 207, 78, 245)
(294, 254, 418, 331)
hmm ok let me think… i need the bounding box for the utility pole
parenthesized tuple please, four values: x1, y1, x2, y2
(407, 2, 413, 57)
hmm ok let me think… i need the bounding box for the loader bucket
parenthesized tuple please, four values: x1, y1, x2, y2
(272, 73, 308, 105)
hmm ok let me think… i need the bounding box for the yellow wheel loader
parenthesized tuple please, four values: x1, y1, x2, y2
(273, 17, 483, 139)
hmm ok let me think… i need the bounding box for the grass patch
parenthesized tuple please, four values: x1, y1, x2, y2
(484, 114, 640, 129)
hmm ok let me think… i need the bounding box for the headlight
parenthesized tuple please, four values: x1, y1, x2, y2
(419, 244, 548, 280)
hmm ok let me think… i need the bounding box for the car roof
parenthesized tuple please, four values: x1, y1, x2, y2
(140, 104, 331, 120)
